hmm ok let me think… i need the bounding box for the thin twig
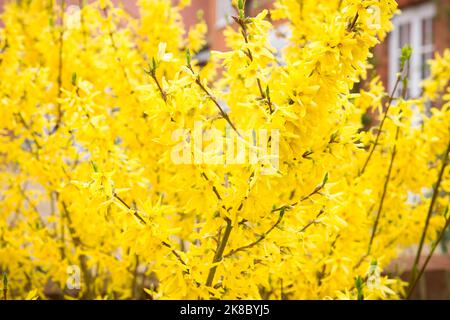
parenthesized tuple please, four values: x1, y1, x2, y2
(161, 241, 188, 268)
(61, 200, 94, 298)
(347, 12, 359, 32)
(360, 73, 402, 175)
(114, 193, 146, 225)
(2, 273, 7, 300)
(14, 112, 42, 149)
(367, 125, 400, 255)
(113, 193, 188, 268)
(407, 212, 450, 298)
(206, 218, 232, 286)
(200, 172, 223, 201)
(316, 235, 340, 286)
(188, 64, 240, 136)
(234, 16, 274, 114)
(408, 138, 450, 289)
(298, 208, 325, 233)
(224, 209, 285, 258)
(79, 0, 88, 49)
(224, 207, 325, 259)
(18, 184, 46, 228)
(147, 71, 167, 102)
(50, 0, 65, 135)
(272, 176, 327, 212)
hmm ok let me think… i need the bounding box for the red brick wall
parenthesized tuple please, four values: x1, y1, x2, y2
(374, 0, 450, 89)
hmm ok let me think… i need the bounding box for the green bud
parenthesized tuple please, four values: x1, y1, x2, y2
(186, 49, 191, 67)
(238, 0, 244, 11)
(400, 45, 412, 70)
(322, 172, 329, 186)
(90, 161, 98, 173)
(71, 72, 77, 86)
(152, 57, 157, 71)
(355, 276, 364, 300)
(238, 0, 245, 19)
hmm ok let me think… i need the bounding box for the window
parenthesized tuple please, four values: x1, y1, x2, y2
(215, 0, 235, 29)
(388, 2, 435, 98)
(268, 24, 290, 63)
(245, 0, 254, 15)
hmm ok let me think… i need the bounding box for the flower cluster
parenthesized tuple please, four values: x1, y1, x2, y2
(0, 0, 449, 300)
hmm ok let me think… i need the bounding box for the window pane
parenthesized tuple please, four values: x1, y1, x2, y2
(216, 0, 235, 29)
(396, 24, 411, 97)
(421, 52, 433, 80)
(422, 18, 434, 46)
(398, 23, 411, 48)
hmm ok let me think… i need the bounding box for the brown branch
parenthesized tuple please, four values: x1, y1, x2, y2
(316, 235, 340, 286)
(407, 211, 450, 298)
(188, 64, 240, 136)
(61, 201, 95, 298)
(408, 138, 450, 290)
(234, 16, 273, 114)
(146, 70, 167, 102)
(360, 72, 402, 175)
(18, 184, 46, 228)
(102, 5, 141, 110)
(200, 172, 224, 202)
(161, 241, 188, 268)
(206, 218, 232, 286)
(2, 273, 7, 300)
(14, 112, 42, 150)
(272, 175, 327, 212)
(114, 193, 147, 225)
(113, 193, 188, 268)
(79, 0, 88, 49)
(224, 203, 325, 260)
(367, 125, 400, 255)
(224, 209, 285, 258)
(347, 12, 359, 32)
(298, 208, 325, 233)
(50, 0, 65, 135)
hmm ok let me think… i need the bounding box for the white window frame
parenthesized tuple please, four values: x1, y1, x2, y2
(268, 23, 291, 63)
(388, 2, 436, 98)
(215, 0, 235, 29)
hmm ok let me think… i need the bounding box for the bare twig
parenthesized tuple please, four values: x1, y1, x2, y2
(367, 125, 400, 255)
(146, 70, 167, 102)
(233, 16, 274, 114)
(408, 139, 450, 290)
(187, 64, 240, 136)
(50, 0, 65, 135)
(407, 211, 450, 298)
(14, 111, 42, 150)
(224, 209, 285, 258)
(347, 12, 359, 32)
(272, 174, 328, 212)
(206, 218, 232, 286)
(2, 273, 7, 300)
(200, 172, 223, 201)
(61, 201, 94, 298)
(114, 193, 147, 225)
(113, 193, 188, 268)
(360, 73, 402, 175)
(298, 208, 325, 233)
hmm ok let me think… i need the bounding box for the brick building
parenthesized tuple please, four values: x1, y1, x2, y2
(1, 0, 448, 97)
(184, 0, 450, 99)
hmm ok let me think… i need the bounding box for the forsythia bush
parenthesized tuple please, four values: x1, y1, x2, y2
(0, 0, 449, 300)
